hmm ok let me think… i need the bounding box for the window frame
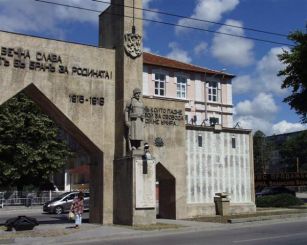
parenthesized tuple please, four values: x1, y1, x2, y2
(232, 136, 236, 149)
(176, 75, 187, 99)
(153, 70, 167, 97)
(209, 117, 219, 126)
(198, 135, 203, 147)
(207, 81, 219, 102)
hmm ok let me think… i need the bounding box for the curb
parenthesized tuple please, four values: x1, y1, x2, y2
(229, 213, 307, 223)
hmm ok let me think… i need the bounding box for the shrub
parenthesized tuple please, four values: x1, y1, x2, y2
(256, 194, 304, 207)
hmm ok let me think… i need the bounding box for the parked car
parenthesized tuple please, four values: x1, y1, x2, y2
(256, 186, 295, 198)
(43, 191, 89, 214)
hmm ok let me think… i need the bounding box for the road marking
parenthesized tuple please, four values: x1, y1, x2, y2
(233, 232, 307, 243)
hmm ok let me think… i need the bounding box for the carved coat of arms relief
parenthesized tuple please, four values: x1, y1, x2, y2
(124, 33, 142, 59)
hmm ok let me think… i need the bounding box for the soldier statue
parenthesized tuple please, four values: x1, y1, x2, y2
(125, 88, 145, 151)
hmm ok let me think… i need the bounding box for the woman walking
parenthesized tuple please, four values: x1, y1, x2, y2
(70, 191, 84, 228)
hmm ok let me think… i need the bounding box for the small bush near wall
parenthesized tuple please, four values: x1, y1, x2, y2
(256, 194, 304, 207)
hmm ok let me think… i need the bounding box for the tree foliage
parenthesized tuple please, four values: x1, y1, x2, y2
(253, 130, 273, 174)
(0, 93, 73, 190)
(279, 130, 307, 172)
(278, 30, 307, 123)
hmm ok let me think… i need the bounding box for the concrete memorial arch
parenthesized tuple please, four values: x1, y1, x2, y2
(0, 30, 116, 224)
(0, 0, 190, 225)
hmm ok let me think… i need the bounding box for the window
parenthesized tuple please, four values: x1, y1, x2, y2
(154, 73, 165, 96)
(209, 117, 219, 125)
(185, 115, 188, 124)
(191, 115, 197, 125)
(198, 135, 203, 147)
(176, 76, 187, 98)
(208, 81, 218, 102)
(232, 136, 236, 148)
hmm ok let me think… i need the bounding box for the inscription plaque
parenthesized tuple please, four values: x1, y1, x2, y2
(135, 159, 155, 208)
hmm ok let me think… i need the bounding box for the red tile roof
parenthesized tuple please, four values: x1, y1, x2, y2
(143, 52, 235, 78)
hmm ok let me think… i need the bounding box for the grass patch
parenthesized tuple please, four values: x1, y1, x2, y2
(0, 226, 6, 231)
(256, 194, 304, 208)
(0, 228, 79, 240)
(133, 223, 183, 231)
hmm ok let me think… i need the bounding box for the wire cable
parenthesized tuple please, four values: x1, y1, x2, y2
(92, 0, 288, 37)
(34, 0, 294, 47)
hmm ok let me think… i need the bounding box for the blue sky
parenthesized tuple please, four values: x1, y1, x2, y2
(0, 0, 306, 135)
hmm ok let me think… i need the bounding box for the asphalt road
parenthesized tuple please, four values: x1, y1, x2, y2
(2, 208, 307, 245)
(0, 207, 89, 225)
(82, 219, 307, 245)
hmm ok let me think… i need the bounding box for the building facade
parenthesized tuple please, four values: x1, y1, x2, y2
(143, 53, 234, 128)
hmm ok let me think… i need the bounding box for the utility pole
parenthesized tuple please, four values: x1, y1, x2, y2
(296, 157, 299, 173)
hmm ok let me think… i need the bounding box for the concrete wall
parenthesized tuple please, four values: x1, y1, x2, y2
(185, 126, 256, 216)
(0, 31, 116, 224)
(143, 97, 188, 219)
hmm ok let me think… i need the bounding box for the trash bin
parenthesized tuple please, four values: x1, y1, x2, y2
(25, 194, 33, 207)
(214, 192, 230, 216)
(5, 216, 39, 231)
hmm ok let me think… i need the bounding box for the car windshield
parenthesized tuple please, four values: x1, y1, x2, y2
(51, 192, 73, 201)
(259, 187, 272, 193)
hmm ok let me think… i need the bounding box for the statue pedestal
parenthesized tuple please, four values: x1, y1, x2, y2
(114, 154, 156, 225)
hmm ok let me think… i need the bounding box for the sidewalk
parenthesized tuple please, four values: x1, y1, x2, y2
(2, 207, 307, 244)
(0, 219, 230, 245)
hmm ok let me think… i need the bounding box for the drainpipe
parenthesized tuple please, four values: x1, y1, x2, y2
(204, 73, 208, 124)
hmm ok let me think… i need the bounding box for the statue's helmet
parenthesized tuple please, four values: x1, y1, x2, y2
(133, 88, 141, 95)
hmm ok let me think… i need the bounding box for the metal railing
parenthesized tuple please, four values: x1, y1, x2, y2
(0, 191, 66, 208)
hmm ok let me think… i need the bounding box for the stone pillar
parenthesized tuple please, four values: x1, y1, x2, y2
(99, 0, 156, 225)
(114, 155, 156, 225)
(214, 192, 230, 216)
(99, 0, 143, 158)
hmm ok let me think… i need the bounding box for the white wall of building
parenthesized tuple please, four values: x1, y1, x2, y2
(186, 129, 253, 204)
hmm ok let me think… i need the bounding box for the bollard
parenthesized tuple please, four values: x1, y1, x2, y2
(214, 192, 230, 216)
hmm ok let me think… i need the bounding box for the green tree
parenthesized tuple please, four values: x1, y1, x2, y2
(279, 130, 307, 172)
(253, 130, 273, 174)
(0, 93, 73, 191)
(278, 30, 307, 123)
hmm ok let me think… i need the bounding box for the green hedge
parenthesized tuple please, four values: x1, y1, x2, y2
(256, 194, 304, 207)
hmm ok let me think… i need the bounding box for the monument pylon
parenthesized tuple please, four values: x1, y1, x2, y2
(99, 0, 156, 225)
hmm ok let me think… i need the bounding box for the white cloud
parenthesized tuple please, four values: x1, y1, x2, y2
(176, 0, 239, 34)
(234, 93, 278, 134)
(234, 116, 307, 136)
(235, 93, 278, 121)
(233, 92, 306, 135)
(272, 121, 307, 135)
(256, 47, 289, 95)
(143, 0, 159, 20)
(142, 0, 160, 38)
(233, 46, 289, 95)
(232, 75, 253, 94)
(166, 42, 192, 63)
(143, 46, 152, 53)
(194, 42, 208, 55)
(211, 19, 254, 67)
(0, 0, 109, 36)
(234, 115, 273, 135)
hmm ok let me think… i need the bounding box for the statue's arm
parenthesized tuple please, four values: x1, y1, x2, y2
(125, 101, 131, 127)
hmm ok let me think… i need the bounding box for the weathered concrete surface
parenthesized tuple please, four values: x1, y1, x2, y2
(144, 97, 187, 219)
(99, 0, 143, 158)
(0, 31, 115, 224)
(185, 126, 256, 217)
(113, 157, 156, 225)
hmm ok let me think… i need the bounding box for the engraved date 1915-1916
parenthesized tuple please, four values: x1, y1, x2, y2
(69, 94, 104, 106)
